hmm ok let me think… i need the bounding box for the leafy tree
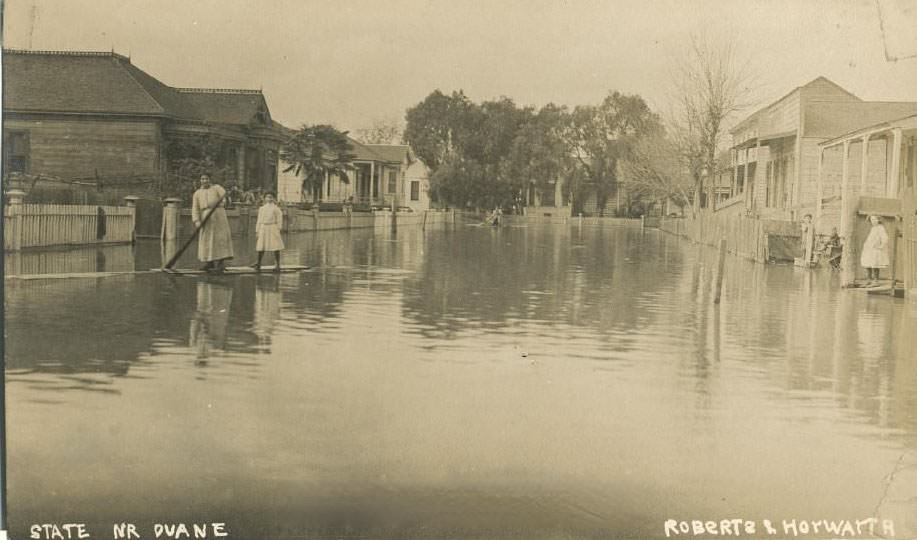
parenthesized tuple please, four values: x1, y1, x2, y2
(404, 90, 479, 171)
(564, 91, 660, 215)
(280, 124, 356, 202)
(505, 103, 572, 208)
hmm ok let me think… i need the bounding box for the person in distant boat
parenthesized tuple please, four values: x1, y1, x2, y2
(486, 206, 501, 226)
(252, 192, 284, 272)
(192, 173, 234, 273)
(860, 215, 889, 286)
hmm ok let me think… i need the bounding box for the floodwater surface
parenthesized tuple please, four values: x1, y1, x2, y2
(4, 222, 917, 539)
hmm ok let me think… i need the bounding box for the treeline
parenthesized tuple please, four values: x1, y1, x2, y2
(403, 89, 665, 215)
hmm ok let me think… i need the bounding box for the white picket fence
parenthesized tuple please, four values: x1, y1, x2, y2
(4, 201, 136, 250)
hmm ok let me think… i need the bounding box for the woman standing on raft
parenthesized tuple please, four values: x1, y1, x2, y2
(860, 215, 889, 286)
(192, 174, 234, 273)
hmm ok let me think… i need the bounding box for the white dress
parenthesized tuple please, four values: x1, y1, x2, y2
(192, 185, 234, 262)
(255, 203, 285, 252)
(860, 224, 889, 269)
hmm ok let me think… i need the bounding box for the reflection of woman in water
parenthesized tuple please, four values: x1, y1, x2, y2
(189, 281, 233, 364)
(860, 215, 889, 286)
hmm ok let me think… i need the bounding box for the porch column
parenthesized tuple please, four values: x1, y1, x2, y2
(859, 134, 871, 195)
(237, 145, 246, 189)
(732, 149, 739, 197)
(743, 147, 751, 209)
(815, 147, 825, 224)
(370, 161, 375, 203)
(888, 128, 903, 197)
(840, 140, 855, 287)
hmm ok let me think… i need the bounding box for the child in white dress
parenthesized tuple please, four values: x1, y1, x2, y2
(860, 215, 889, 286)
(253, 193, 285, 272)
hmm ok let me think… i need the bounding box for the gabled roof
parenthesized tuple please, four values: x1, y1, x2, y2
(176, 88, 269, 125)
(731, 76, 860, 135)
(3, 49, 272, 127)
(348, 137, 388, 162)
(805, 101, 917, 138)
(364, 144, 414, 164)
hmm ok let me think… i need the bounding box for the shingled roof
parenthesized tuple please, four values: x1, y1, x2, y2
(3, 49, 271, 126)
(364, 144, 414, 164)
(3, 50, 165, 115)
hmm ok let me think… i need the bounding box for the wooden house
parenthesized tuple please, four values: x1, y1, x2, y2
(2, 49, 285, 195)
(817, 113, 917, 293)
(726, 77, 917, 228)
(278, 137, 432, 211)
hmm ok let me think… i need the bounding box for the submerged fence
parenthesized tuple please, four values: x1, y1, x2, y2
(4, 191, 136, 250)
(658, 212, 801, 264)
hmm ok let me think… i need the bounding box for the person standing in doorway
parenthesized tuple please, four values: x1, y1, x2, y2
(252, 192, 284, 271)
(860, 215, 889, 286)
(192, 173, 234, 273)
(800, 214, 816, 265)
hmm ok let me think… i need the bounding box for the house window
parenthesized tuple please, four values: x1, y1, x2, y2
(410, 181, 420, 201)
(388, 171, 397, 194)
(4, 131, 30, 174)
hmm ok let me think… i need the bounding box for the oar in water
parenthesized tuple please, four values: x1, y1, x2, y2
(163, 192, 228, 270)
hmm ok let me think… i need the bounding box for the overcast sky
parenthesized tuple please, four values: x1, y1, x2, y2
(4, 0, 917, 132)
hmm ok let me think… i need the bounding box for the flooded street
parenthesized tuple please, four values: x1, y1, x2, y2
(5, 222, 917, 539)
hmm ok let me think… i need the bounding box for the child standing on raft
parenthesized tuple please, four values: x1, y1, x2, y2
(860, 215, 889, 286)
(253, 193, 284, 272)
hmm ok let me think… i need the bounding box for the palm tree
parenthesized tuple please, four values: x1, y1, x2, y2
(280, 125, 356, 203)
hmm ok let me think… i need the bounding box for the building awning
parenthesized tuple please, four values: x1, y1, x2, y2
(759, 130, 796, 143)
(820, 113, 917, 148)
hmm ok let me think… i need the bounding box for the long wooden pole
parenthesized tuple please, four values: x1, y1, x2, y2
(163, 192, 227, 269)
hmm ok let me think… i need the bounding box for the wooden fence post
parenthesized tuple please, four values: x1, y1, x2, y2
(391, 201, 397, 233)
(714, 238, 727, 304)
(161, 198, 182, 242)
(6, 189, 26, 251)
(124, 196, 139, 245)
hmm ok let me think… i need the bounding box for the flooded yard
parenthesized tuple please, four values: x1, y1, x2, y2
(4, 222, 917, 539)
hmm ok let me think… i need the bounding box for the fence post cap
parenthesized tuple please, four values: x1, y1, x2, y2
(6, 189, 26, 201)
(163, 197, 182, 206)
(123, 195, 140, 206)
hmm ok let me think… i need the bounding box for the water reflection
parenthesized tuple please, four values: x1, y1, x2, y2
(190, 281, 234, 365)
(4, 223, 917, 539)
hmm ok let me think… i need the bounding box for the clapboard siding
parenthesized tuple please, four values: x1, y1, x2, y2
(4, 116, 161, 178)
(761, 93, 800, 136)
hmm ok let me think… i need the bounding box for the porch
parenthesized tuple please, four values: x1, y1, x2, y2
(816, 114, 917, 295)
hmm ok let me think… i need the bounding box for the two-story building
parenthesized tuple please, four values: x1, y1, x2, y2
(725, 77, 917, 225)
